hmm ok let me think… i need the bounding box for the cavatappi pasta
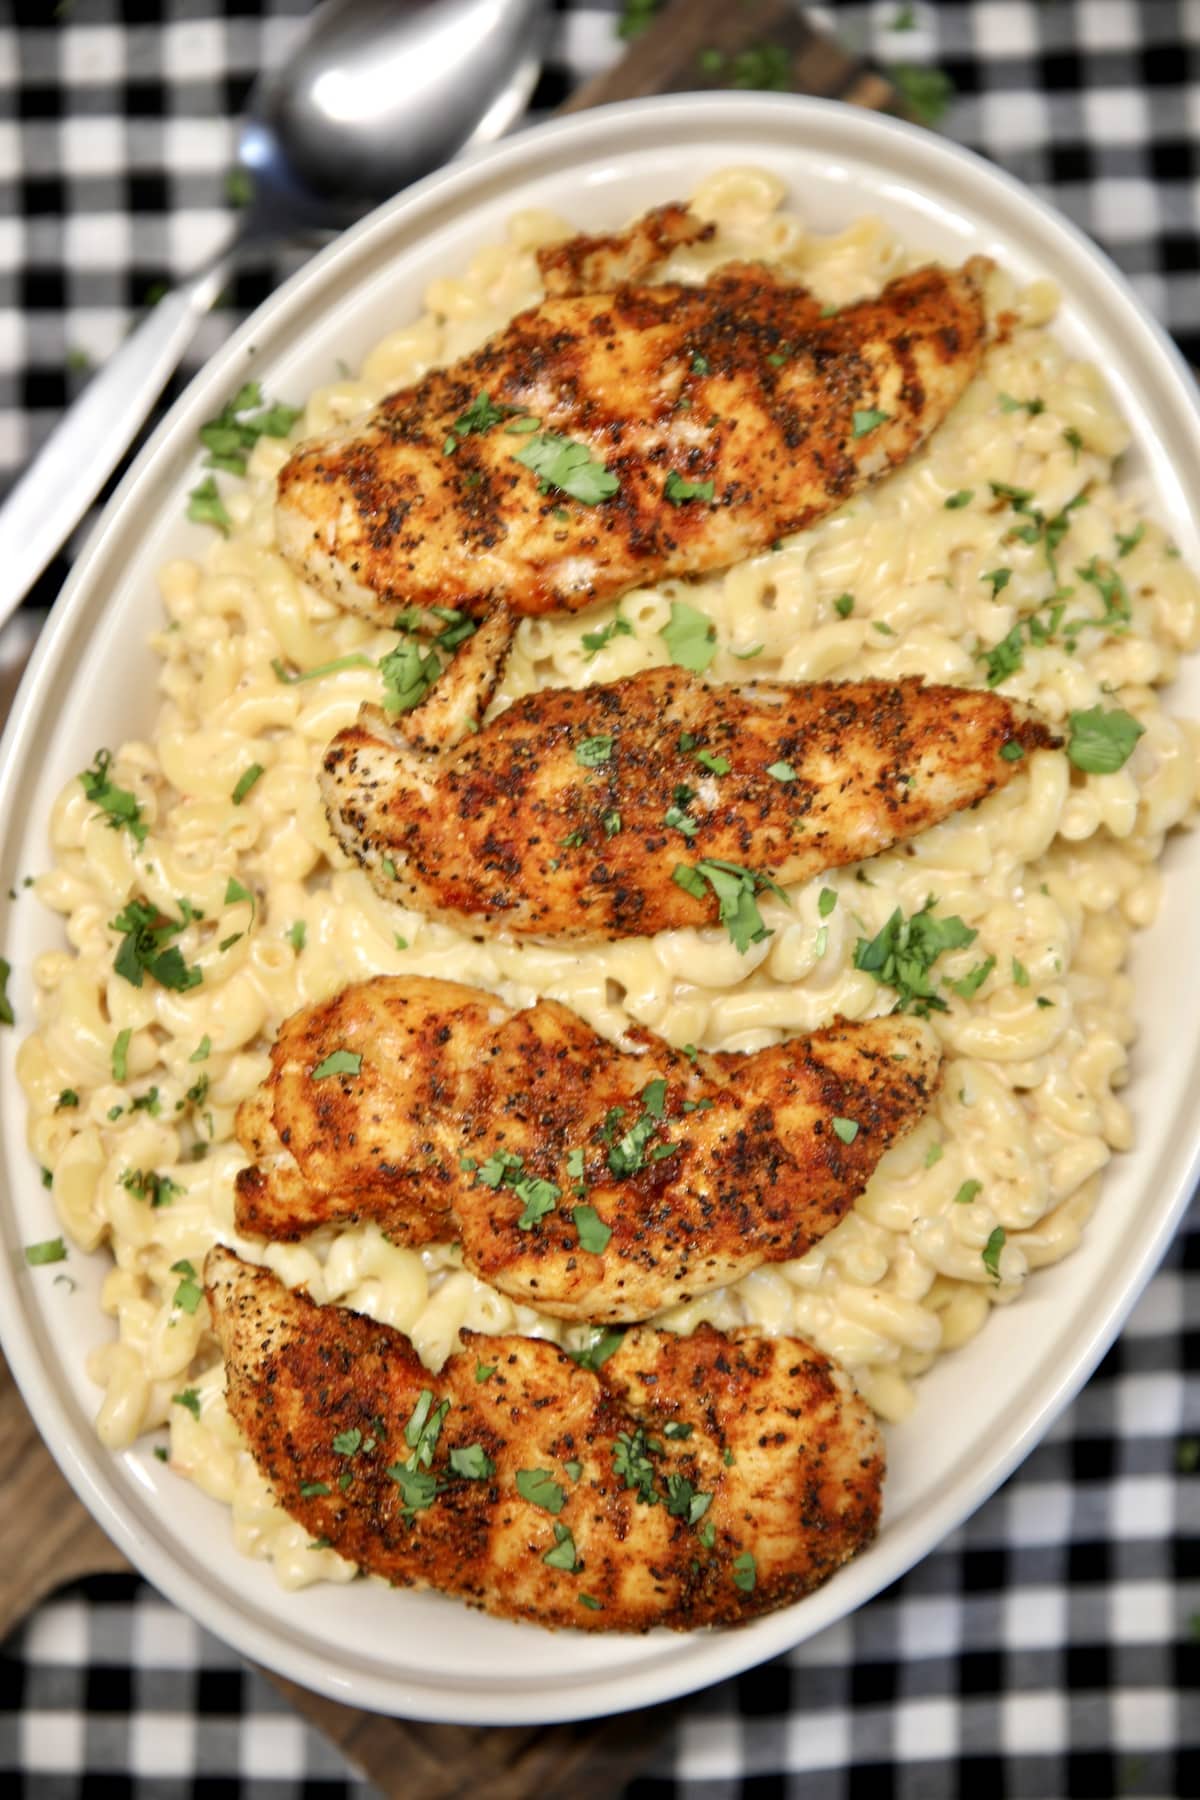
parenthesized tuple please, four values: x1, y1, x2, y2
(18, 166, 1200, 1592)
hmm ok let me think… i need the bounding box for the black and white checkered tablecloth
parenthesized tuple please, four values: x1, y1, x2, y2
(1, 3, 1198, 1795)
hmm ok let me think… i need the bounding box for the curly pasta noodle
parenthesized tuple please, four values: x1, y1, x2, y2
(17, 170, 1200, 1591)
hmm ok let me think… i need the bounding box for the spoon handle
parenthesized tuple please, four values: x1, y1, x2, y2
(0, 247, 233, 625)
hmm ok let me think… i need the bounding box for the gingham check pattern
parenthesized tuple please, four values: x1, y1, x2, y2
(1, 3, 1198, 1795)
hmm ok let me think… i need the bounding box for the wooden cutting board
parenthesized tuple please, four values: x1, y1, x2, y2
(1, 5, 907, 1793)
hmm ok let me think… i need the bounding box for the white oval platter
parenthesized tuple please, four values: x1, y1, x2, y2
(1, 94, 1199, 1724)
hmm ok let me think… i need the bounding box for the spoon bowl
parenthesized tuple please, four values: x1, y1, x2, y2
(245, 0, 547, 220)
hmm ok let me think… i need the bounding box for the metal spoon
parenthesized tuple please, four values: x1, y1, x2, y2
(0, 0, 546, 621)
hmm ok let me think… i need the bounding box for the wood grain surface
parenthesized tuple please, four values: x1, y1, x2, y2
(1, 6, 906, 1794)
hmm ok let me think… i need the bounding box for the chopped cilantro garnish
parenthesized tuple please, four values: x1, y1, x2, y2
(818, 887, 838, 918)
(664, 470, 715, 505)
(287, 921, 307, 952)
(568, 1327, 625, 1372)
(474, 1362, 496, 1384)
(601, 809, 622, 838)
(999, 741, 1025, 762)
(79, 750, 148, 845)
(120, 1168, 183, 1208)
(56, 1089, 79, 1110)
(665, 1473, 712, 1526)
(949, 956, 995, 1000)
(111, 1027, 132, 1082)
(982, 568, 1011, 597)
(332, 1428, 362, 1456)
(404, 1390, 450, 1468)
(954, 1180, 982, 1206)
(1066, 706, 1144, 774)
(24, 1238, 67, 1267)
(581, 616, 633, 659)
(1074, 556, 1131, 631)
(731, 1551, 757, 1592)
(660, 599, 717, 673)
(575, 735, 613, 767)
(543, 1522, 579, 1571)
(579, 1593, 602, 1610)
(989, 480, 1036, 512)
(186, 476, 232, 535)
(513, 432, 618, 503)
(310, 1049, 362, 1080)
(514, 1175, 560, 1230)
(852, 899, 977, 1016)
(473, 1149, 560, 1230)
(475, 1149, 523, 1188)
(378, 608, 478, 717)
(978, 623, 1023, 687)
(271, 652, 374, 685)
(672, 858, 787, 953)
(198, 379, 299, 478)
(851, 408, 890, 438)
(998, 393, 1044, 416)
(982, 1226, 1006, 1280)
(1116, 522, 1144, 559)
(607, 1080, 670, 1178)
(442, 390, 514, 452)
(831, 1117, 859, 1145)
(944, 489, 974, 509)
(109, 899, 202, 993)
(516, 1468, 566, 1513)
(612, 1427, 660, 1504)
(299, 1481, 330, 1498)
(572, 1205, 612, 1255)
(833, 593, 855, 618)
(664, 802, 698, 839)
(449, 1443, 495, 1480)
(924, 1142, 944, 1168)
(189, 1036, 211, 1063)
(173, 1388, 201, 1419)
(766, 761, 796, 782)
(1012, 957, 1030, 987)
(695, 749, 730, 775)
(169, 1259, 203, 1313)
(379, 637, 441, 714)
(231, 764, 263, 805)
(387, 1463, 440, 1514)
